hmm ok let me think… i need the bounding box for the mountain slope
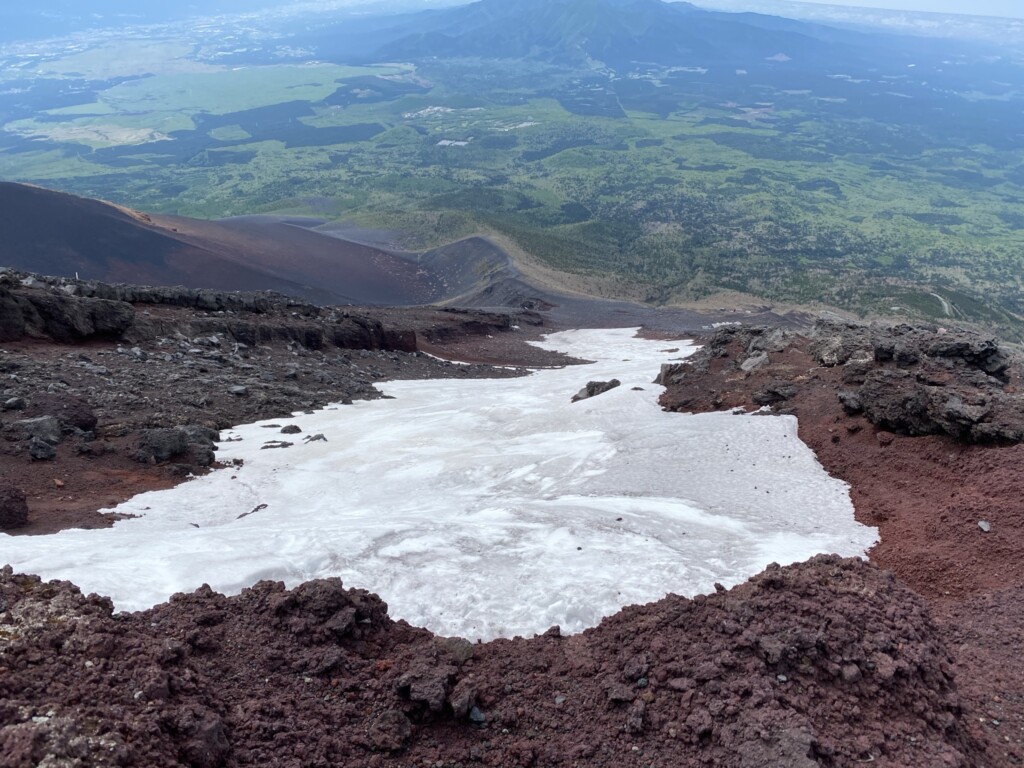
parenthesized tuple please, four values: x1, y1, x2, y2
(0, 183, 455, 306)
(0, 183, 344, 303)
(306, 0, 890, 69)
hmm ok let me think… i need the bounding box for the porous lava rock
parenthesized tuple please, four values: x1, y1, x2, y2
(0, 486, 28, 529)
(0, 557, 984, 767)
(0, 287, 135, 344)
(0, 269, 528, 354)
(660, 320, 1024, 444)
(809, 320, 1023, 442)
(134, 425, 219, 466)
(571, 378, 621, 402)
(12, 416, 62, 446)
(656, 318, 1024, 765)
(24, 393, 97, 433)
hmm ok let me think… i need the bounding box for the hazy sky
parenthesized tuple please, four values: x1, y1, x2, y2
(796, 0, 1024, 18)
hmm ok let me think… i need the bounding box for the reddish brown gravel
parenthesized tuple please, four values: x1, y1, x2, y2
(658, 321, 1024, 766)
(0, 557, 984, 768)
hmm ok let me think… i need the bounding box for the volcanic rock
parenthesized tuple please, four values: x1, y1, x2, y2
(571, 378, 621, 402)
(13, 416, 62, 446)
(661, 320, 1024, 444)
(134, 426, 218, 466)
(0, 486, 28, 529)
(0, 557, 984, 767)
(24, 393, 97, 433)
(368, 710, 413, 752)
(27, 437, 56, 461)
(0, 288, 135, 343)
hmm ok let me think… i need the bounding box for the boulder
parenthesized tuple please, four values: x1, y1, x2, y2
(367, 711, 412, 752)
(752, 384, 798, 406)
(135, 426, 218, 466)
(740, 351, 769, 372)
(21, 292, 135, 343)
(14, 416, 63, 446)
(0, 486, 29, 529)
(572, 379, 622, 403)
(28, 437, 56, 461)
(24, 394, 97, 432)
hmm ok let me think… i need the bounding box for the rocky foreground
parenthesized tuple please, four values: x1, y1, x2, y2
(0, 557, 978, 768)
(659, 319, 1024, 766)
(0, 275, 1021, 766)
(0, 270, 564, 534)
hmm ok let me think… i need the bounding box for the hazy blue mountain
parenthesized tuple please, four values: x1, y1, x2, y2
(299, 0, 927, 69)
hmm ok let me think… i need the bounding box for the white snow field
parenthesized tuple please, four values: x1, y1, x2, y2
(0, 328, 877, 640)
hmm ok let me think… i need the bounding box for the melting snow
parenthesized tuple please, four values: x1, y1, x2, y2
(0, 329, 876, 640)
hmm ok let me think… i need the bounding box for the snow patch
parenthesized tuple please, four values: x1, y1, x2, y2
(0, 329, 876, 641)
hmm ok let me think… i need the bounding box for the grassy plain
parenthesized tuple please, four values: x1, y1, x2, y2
(2, 40, 1024, 334)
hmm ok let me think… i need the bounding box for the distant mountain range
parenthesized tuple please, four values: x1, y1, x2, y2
(693, 0, 1024, 45)
(301, 0, 923, 69)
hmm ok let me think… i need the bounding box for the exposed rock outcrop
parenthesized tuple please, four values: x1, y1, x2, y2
(659, 319, 1024, 444)
(0, 270, 531, 355)
(134, 425, 220, 466)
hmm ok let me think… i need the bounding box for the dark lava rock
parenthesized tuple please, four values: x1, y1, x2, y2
(24, 393, 97, 432)
(0, 486, 28, 529)
(134, 428, 190, 464)
(13, 416, 62, 446)
(396, 662, 457, 713)
(28, 437, 56, 462)
(181, 711, 231, 768)
(134, 425, 218, 466)
(572, 379, 622, 402)
(665, 319, 1024, 445)
(807, 321, 1024, 443)
(0, 289, 135, 344)
(280, 425, 302, 435)
(753, 383, 798, 406)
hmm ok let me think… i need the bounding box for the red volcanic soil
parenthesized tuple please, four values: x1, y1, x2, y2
(155, 215, 446, 306)
(659, 322, 1024, 766)
(0, 557, 982, 767)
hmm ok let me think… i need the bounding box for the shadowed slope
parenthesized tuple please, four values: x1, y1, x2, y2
(0, 183, 455, 306)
